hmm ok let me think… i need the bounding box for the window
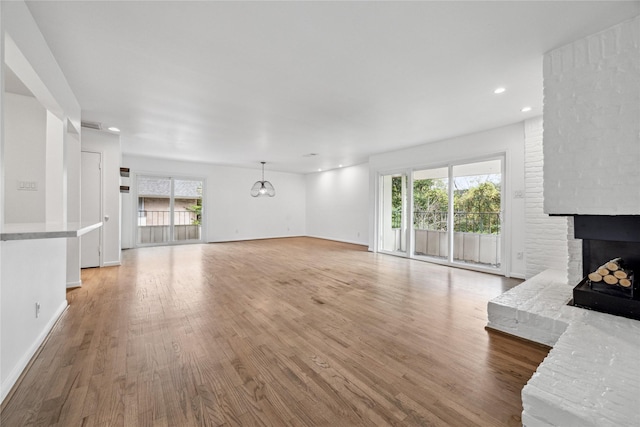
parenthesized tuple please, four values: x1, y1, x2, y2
(136, 175, 204, 246)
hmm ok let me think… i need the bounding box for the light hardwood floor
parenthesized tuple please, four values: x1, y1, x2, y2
(1, 237, 549, 426)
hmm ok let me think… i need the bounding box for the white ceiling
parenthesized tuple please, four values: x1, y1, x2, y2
(24, 1, 640, 174)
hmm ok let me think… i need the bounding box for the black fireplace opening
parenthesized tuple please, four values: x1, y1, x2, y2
(576, 215, 640, 276)
(572, 215, 640, 320)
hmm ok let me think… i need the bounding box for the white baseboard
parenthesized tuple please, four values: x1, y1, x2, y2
(103, 261, 121, 267)
(1, 300, 68, 403)
(66, 280, 82, 288)
(305, 235, 369, 247)
(208, 235, 305, 243)
(208, 235, 368, 246)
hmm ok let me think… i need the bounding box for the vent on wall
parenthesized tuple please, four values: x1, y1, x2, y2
(81, 121, 102, 130)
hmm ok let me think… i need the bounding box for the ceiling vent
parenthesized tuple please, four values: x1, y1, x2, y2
(81, 121, 102, 130)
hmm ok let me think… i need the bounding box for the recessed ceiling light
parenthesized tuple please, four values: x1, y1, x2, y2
(303, 153, 319, 157)
(318, 168, 322, 172)
(494, 87, 506, 94)
(521, 106, 532, 112)
(107, 126, 120, 132)
(339, 164, 343, 168)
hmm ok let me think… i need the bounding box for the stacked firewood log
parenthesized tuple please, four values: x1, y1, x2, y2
(588, 257, 632, 288)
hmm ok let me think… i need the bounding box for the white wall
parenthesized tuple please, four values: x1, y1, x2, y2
(369, 122, 526, 278)
(46, 110, 65, 223)
(122, 155, 306, 246)
(0, 2, 5, 401)
(543, 16, 640, 215)
(66, 129, 81, 286)
(3, 92, 46, 223)
(305, 163, 369, 246)
(1, 239, 67, 401)
(1, 0, 81, 402)
(2, 3, 80, 123)
(82, 129, 121, 266)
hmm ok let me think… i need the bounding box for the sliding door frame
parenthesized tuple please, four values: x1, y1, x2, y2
(375, 153, 508, 276)
(133, 172, 206, 247)
(377, 170, 410, 257)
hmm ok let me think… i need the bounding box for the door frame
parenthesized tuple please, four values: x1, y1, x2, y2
(133, 172, 206, 247)
(80, 150, 103, 268)
(376, 169, 411, 258)
(375, 153, 507, 276)
(448, 154, 505, 275)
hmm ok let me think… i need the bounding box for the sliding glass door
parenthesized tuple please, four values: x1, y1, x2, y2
(412, 167, 449, 260)
(173, 178, 203, 242)
(379, 173, 408, 255)
(452, 159, 502, 269)
(379, 157, 503, 273)
(136, 175, 204, 246)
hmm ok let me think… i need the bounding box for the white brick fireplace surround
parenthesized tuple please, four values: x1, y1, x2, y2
(490, 15, 640, 427)
(487, 270, 640, 427)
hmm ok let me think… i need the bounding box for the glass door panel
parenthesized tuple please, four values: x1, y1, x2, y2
(452, 159, 502, 269)
(380, 173, 407, 255)
(137, 175, 172, 245)
(412, 167, 449, 260)
(173, 178, 203, 242)
(137, 175, 204, 246)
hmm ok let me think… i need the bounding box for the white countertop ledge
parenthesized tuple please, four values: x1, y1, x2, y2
(1, 222, 103, 241)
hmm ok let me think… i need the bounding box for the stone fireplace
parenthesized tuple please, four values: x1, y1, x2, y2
(540, 14, 640, 282)
(493, 15, 640, 427)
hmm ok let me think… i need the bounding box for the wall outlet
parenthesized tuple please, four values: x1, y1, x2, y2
(35, 302, 41, 318)
(517, 252, 524, 260)
(514, 190, 524, 199)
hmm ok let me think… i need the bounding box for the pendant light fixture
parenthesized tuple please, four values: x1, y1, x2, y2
(250, 162, 276, 197)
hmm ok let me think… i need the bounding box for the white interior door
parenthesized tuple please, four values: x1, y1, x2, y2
(81, 151, 101, 268)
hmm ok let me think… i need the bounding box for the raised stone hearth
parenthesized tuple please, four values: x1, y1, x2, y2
(487, 269, 577, 346)
(487, 269, 640, 427)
